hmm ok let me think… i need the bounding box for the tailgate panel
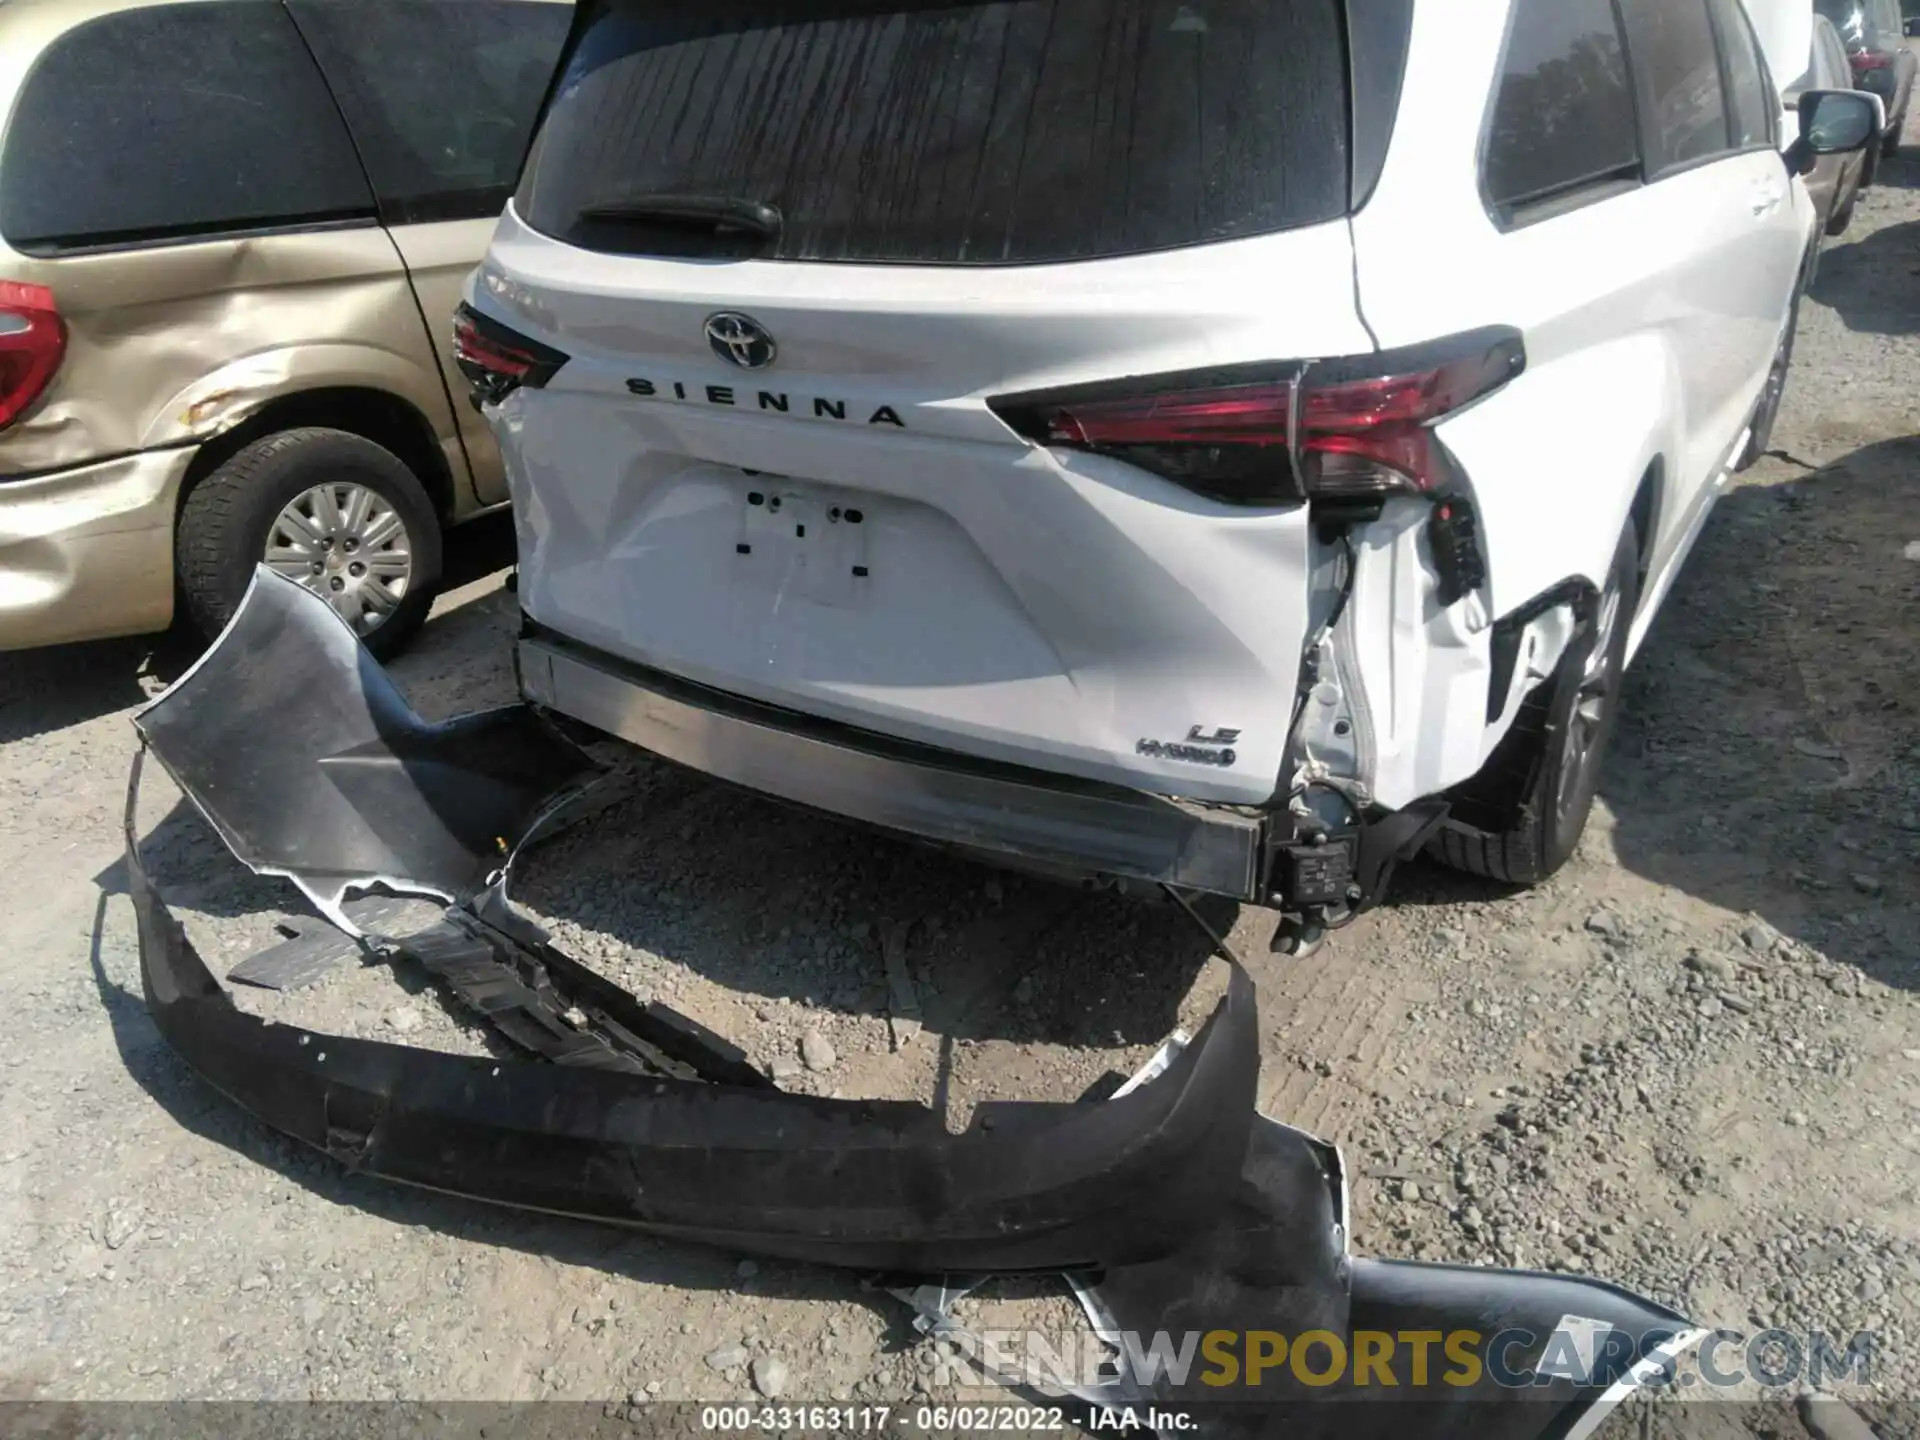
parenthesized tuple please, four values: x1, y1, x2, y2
(483, 213, 1371, 804)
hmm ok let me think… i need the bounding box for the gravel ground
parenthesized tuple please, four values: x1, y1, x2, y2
(3, 123, 1919, 1434)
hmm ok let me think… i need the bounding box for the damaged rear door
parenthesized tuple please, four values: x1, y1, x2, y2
(473, 0, 1378, 807)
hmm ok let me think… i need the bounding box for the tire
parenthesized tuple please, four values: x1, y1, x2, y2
(1427, 520, 1640, 888)
(176, 427, 443, 661)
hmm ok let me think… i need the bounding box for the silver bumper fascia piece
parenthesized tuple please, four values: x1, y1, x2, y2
(517, 630, 1268, 901)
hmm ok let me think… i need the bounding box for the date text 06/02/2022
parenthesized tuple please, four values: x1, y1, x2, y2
(694, 1405, 1195, 1434)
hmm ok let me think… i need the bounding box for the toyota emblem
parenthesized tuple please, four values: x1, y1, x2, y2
(705, 312, 776, 370)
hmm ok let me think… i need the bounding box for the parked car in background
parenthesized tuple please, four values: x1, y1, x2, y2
(1818, 0, 1916, 153)
(0, 0, 570, 658)
(1790, 12, 1882, 234)
(461, 0, 1875, 945)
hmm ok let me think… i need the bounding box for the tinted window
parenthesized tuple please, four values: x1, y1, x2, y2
(1618, 0, 1732, 173)
(290, 0, 572, 225)
(518, 0, 1352, 266)
(1483, 0, 1640, 217)
(1708, 0, 1775, 148)
(0, 2, 373, 253)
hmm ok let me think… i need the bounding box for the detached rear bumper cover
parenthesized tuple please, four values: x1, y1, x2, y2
(124, 574, 1259, 1271)
(127, 836, 1254, 1270)
(124, 569, 1702, 1435)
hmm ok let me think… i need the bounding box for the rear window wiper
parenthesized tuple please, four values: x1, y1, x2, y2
(573, 193, 782, 239)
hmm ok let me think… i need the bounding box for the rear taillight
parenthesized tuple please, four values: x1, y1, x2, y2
(0, 281, 66, 430)
(453, 303, 568, 407)
(1852, 50, 1893, 70)
(989, 329, 1525, 506)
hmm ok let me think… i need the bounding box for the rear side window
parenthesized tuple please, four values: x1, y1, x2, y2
(289, 0, 573, 225)
(517, 0, 1352, 266)
(1707, 0, 1776, 149)
(0, 2, 373, 254)
(1617, 0, 1732, 174)
(1482, 0, 1641, 220)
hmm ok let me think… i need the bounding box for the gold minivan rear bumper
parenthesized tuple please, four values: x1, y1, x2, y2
(0, 446, 195, 650)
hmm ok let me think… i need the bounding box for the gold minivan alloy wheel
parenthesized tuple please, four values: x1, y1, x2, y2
(264, 481, 415, 635)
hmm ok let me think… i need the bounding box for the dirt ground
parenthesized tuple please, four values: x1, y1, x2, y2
(2, 126, 1918, 1434)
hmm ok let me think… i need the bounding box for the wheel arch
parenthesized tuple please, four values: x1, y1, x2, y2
(175, 388, 456, 526)
(1627, 457, 1663, 618)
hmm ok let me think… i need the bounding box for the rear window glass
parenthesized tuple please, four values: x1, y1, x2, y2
(516, 0, 1352, 266)
(0, 2, 373, 253)
(289, 0, 573, 225)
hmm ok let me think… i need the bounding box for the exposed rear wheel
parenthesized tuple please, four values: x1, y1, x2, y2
(176, 427, 443, 660)
(1427, 520, 1639, 888)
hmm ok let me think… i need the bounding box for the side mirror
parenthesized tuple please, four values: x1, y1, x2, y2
(1787, 89, 1886, 173)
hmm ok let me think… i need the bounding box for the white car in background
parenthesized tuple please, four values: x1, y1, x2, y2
(457, 0, 1874, 951)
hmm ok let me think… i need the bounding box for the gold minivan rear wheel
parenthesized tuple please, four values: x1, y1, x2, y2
(177, 427, 443, 660)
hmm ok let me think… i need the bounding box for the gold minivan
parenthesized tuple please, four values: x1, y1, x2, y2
(0, 0, 570, 657)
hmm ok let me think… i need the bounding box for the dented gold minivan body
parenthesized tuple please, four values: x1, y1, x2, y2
(0, 0, 568, 650)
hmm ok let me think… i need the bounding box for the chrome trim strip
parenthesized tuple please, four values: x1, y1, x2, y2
(519, 635, 1264, 899)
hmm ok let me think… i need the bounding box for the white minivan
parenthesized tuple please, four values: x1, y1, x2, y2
(456, 0, 1875, 949)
